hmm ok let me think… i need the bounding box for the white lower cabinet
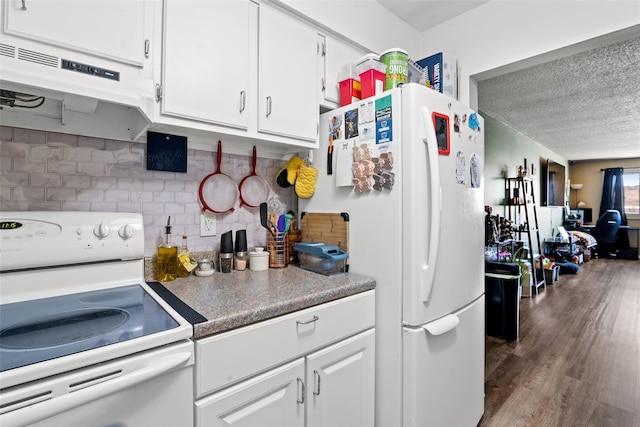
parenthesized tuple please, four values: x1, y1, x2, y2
(195, 290, 375, 427)
(305, 330, 375, 427)
(195, 359, 305, 427)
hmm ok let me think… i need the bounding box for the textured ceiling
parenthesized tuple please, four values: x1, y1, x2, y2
(478, 36, 640, 161)
(377, 1, 640, 161)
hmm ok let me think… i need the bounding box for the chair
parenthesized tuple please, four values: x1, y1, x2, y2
(591, 210, 622, 258)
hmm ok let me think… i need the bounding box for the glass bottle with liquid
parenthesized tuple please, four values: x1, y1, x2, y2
(176, 235, 197, 277)
(156, 217, 178, 282)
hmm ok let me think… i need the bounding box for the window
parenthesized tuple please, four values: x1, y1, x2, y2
(623, 168, 640, 215)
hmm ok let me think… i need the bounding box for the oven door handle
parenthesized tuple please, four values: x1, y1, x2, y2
(0, 351, 191, 427)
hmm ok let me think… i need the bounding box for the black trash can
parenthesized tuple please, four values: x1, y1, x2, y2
(485, 261, 521, 340)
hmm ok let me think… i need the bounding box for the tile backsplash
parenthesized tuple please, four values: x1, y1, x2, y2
(0, 126, 294, 257)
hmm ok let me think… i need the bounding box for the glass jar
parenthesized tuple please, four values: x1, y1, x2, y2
(235, 251, 248, 271)
(195, 259, 214, 277)
(219, 252, 233, 273)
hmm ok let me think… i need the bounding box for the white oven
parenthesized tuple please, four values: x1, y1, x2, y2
(0, 212, 195, 427)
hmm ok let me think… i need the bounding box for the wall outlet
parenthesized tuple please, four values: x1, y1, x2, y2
(200, 212, 216, 236)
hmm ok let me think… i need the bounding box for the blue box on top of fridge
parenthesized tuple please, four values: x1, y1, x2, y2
(415, 53, 458, 100)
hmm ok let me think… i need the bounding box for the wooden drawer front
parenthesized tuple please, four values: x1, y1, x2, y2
(196, 290, 374, 397)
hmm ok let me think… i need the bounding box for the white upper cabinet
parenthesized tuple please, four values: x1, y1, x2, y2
(153, 0, 319, 152)
(258, 4, 318, 142)
(3, 0, 147, 67)
(161, 0, 250, 129)
(0, 0, 155, 141)
(317, 34, 367, 109)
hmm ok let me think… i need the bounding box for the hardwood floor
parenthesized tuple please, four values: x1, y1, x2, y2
(480, 258, 640, 427)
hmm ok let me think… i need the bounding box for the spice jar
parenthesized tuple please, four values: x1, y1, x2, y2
(219, 231, 234, 273)
(195, 259, 214, 277)
(234, 229, 248, 271)
(235, 252, 248, 271)
(219, 253, 233, 273)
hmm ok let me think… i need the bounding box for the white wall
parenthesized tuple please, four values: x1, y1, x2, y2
(571, 158, 640, 216)
(483, 113, 568, 240)
(276, 0, 420, 55)
(418, 1, 640, 108)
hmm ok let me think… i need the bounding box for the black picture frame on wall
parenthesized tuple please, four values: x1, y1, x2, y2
(146, 131, 187, 173)
(540, 158, 566, 207)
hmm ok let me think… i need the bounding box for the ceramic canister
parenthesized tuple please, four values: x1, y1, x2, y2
(249, 248, 269, 271)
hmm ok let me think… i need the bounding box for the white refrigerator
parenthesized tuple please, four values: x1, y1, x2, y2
(299, 83, 485, 426)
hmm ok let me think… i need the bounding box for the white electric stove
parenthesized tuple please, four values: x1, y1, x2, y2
(0, 212, 195, 427)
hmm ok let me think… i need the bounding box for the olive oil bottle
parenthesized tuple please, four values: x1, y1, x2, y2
(176, 235, 197, 277)
(157, 216, 178, 282)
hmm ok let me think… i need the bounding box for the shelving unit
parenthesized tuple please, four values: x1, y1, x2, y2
(504, 177, 545, 296)
(485, 239, 514, 262)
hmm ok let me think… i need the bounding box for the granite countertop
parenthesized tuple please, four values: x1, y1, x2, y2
(156, 266, 375, 340)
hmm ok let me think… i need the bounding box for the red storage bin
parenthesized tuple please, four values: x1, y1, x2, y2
(356, 53, 386, 99)
(339, 78, 361, 107)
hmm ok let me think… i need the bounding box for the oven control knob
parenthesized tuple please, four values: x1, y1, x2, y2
(118, 224, 135, 240)
(93, 222, 111, 239)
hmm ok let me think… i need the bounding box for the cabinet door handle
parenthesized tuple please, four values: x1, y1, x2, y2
(296, 315, 319, 325)
(239, 91, 246, 113)
(266, 96, 272, 117)
(297, 377, 305, 404)
(21, 0, 27, 10)
(313, 370, 321, 395)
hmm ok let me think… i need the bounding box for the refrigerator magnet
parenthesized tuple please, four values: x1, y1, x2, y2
(329, 115, 343, 141)
(359, 100, 375, 123)
(335, 142, 354, 187)
(375, 95, 393, 144)
(432, 112, 450, 155)
(345, 109, 359, 139)
(456, 151, 466, 185)
(468, 112, 480, 131)
(470, 153, 482, 188)
(376, 119, 393, 144)
(361, 124, 375, 141)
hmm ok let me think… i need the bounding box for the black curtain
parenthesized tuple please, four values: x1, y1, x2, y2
(548, 172, 555, 206)
(599, 167, 630, 248)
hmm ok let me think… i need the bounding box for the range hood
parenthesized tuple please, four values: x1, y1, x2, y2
(0, 82, 151, 142)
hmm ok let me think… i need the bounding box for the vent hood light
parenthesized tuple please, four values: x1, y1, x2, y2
(62, 94, 98, 115)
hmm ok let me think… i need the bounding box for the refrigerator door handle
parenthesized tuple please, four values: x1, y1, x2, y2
(421, 314, 460, 336)
(420, 106, 442, 303)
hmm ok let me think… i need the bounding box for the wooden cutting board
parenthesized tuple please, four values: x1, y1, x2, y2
(300, 212, 349, 271)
